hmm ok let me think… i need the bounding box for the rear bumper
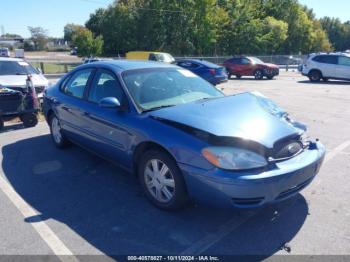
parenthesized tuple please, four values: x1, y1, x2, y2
(209, 75, 228, 85)
(179, 141, 325, 208)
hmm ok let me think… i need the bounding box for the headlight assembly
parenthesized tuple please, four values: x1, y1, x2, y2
(202, 147, 267, 170)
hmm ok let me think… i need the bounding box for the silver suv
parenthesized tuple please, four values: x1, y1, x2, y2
(301, 52, 350, 82)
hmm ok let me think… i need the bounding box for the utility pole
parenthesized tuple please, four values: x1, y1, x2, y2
(1, 25, 5, 37)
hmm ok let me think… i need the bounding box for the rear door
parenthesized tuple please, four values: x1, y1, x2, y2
(337, 56, 350, 79)
(313, 55, 338, 77)
(58, 68, 95, 141)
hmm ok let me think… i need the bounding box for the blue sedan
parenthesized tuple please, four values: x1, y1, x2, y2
(43, 60, 325, 210)
(176, 59, 228, 85)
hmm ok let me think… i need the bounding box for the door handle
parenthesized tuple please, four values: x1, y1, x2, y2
(62, 106, 72, 113)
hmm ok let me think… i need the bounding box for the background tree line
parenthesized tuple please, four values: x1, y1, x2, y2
(65, 0, 350, 57)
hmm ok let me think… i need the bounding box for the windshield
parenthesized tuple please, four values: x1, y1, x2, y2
(0, 61, 39, 75)
(122, 68, 224, 111)
(155, 53, 175, 63)
(249, 57, 264, 64)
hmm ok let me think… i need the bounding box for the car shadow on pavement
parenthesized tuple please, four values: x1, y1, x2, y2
(2, 134, 309, 257)
(298, 80, 350, 86)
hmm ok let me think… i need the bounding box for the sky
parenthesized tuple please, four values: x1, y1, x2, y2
(0, 0, 349, 38)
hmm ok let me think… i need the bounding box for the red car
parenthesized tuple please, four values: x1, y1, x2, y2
(223, 56, 279, 80)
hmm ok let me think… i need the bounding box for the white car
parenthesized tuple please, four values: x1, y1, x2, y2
(0, 57, 49, 103)
(301, 52, 350, 82)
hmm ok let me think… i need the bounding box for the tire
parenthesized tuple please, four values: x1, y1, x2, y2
(49, 114, 70, 148)
(254, 69, 264, 80)
(0, 118, 4, 130)
(236, 74, 242, 79)
(226, 68, 232, 79)
(308, 70, 322, 82)
(138, 150, 189, 211)
(21, 113, 38, 128)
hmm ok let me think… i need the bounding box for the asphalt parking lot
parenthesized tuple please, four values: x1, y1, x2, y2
(0, 72, 349, 259)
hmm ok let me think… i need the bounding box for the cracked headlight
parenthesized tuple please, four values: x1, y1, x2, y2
(202, 147, 268, 170)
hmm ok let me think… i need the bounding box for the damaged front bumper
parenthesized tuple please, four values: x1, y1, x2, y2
(179, 141, 325, 208)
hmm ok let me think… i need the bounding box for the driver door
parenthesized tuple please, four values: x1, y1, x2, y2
(80, 69, 133, 166)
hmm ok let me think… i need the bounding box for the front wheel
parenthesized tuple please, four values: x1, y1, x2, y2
(138, 150, 189, 210)
(309, 70, 322, 82)
(49, 114, 70, 148)
(254, 70, 264, 80)
(21, 113, 38, 128)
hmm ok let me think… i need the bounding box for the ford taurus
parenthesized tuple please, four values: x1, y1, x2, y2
(43, 60, 325, 210)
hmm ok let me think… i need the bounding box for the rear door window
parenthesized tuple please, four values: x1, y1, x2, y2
(313, 55, 338, 64)
(338, 56, 350, 66)
(177, 62, 199, 69)
(61, 69, 94, 99)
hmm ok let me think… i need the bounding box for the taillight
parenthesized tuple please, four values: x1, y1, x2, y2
(209, 69, 216, 75)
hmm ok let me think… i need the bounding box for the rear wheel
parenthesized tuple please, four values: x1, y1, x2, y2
(21, 113, 38, 128)
(308, 70, 322, 82)
(254, 69, 264, 80)
(226, 68, 232, 79)
(138, 150, 189, 210)
(49, 114, 70, 148)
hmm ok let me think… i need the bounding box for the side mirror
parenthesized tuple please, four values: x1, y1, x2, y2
(99, 97, 121, 108)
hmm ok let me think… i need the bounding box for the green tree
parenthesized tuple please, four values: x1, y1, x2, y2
(320, 17, 350, 51)
(28, 26, 48, 51)
(72, 27, 104, 57)
(64, 24, 85, 42)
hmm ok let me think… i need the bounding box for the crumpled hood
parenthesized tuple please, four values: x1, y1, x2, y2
(0, 74, 49, 87)
(150, 92, 303, 148)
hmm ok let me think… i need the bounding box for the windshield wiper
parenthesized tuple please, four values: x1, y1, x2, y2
(143, 104, 177, 112)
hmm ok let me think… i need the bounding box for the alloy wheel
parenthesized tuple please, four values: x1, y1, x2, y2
(51, 117, 62, 144)
(144, 159, 175, 203)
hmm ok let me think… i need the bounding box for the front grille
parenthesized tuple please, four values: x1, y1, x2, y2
(276, 176, 314, 200)
(0, 91, 23, 113)
(275, 141, 303, 159)
(269, 135, 306, 162)
(232, 197, 265, 207)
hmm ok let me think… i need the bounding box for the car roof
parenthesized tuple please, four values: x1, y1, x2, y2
(77, 60, 178, 72)
(310, 52, 350, 57)
(0, 57, 23, 62)
(176, 58, 220, 68)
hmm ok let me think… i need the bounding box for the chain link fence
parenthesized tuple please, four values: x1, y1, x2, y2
(175, 55, 306, 66)
(27, 55, 306, 75)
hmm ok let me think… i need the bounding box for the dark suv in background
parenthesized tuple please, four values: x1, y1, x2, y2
(223, 56, 279, 80)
